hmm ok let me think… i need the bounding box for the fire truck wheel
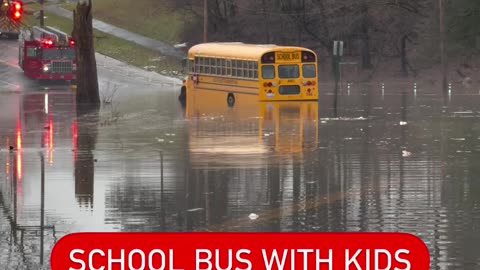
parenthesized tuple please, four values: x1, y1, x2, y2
(8, 33, 19, 40)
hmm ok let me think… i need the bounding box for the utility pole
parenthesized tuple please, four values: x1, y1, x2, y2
(40, 153, 45, 265)
(39, 0, 44, 26)
(333, 40, 343, 118)
(203, 0, 207, 42)
(439, 0, 447, 93)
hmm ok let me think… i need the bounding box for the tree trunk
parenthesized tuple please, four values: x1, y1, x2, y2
(72, 0, 100, 106)
(359, 2, 372, 69)
(360, 22, 372, 69)
(261, 0, 270, 43)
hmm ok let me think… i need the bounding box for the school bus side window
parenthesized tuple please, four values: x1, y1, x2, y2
(232, 60, 237, 77)
(248, 62, 254, 78)
(262, 65, 275, 79)
(203, 57, 208, 73)
(243, 61, 248, 77)
(199, 57, 205, 73)
(195, 58, 200, 72)
(236, 60, 242, 78)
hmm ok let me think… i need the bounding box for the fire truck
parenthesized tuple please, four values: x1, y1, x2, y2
(0, 0, 23, 39)
(18, 26, 77, 82)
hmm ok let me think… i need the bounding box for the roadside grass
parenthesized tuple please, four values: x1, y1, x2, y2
(22, 4, 183, 77)
(59, 0, 193, 45)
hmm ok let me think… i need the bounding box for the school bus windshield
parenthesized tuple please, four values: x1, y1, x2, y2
(278, 65, 299, 78)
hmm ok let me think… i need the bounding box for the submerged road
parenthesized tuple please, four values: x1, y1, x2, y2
(1, 39, 480, 269)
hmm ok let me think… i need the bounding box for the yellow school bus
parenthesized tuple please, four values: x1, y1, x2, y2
(182, 42, 318, 106)
(186, 88, 318, 168)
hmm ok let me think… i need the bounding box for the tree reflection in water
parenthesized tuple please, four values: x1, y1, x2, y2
(74, 104, 100, 210)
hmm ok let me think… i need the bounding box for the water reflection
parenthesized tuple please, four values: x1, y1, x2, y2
(74, 106, 99, 209)
(186, 89, 318, 168)
(0, 83, 480, 269)
(0, 92, 70, 268)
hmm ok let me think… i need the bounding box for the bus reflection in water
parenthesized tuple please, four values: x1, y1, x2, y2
(185, 88, 318, 168)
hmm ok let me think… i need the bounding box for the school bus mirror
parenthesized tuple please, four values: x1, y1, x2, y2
(181, 58, 188, 73)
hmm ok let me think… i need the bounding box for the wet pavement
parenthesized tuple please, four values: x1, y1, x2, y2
(1, 41, 480, 269)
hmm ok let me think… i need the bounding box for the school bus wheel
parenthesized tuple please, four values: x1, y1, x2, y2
(227, 93, 235, 107)
(178, 86, 186, 102)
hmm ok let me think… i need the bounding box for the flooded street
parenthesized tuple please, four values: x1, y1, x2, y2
(0, 80, 480, 270)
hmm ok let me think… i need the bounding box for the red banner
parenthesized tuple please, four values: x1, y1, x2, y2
(51, 233, 430, 270)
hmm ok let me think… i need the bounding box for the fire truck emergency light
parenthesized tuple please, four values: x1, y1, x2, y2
(42, 39, 54, 46)
(11, 1, 22, 20)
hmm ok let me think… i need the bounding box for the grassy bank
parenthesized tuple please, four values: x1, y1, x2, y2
(23, 4, 183, 77)
(59, 0, 192, 45)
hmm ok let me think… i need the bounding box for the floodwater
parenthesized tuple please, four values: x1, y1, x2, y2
(0, 82, 480, 270)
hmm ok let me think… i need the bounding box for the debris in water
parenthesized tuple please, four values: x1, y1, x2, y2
(155, 137, 164, 142)
(248, 213, 259, 220)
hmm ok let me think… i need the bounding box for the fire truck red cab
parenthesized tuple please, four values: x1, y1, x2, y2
(19, 26, 77, 82)
(0, 0, 23, 39)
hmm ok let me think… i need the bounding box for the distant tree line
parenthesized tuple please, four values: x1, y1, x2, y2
(171, 0, 480, 77)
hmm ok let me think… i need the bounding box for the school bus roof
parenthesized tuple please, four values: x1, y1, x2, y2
(187, 42, 316, 59)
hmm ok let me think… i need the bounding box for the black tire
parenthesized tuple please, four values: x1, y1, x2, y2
(227, 93, 235, 107)
(178, 86, 186, 102)
(9, 33, 19, 40)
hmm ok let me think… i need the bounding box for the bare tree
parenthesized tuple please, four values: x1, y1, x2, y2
(72, 0, 100, 106)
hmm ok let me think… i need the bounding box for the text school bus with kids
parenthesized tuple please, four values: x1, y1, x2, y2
(179, 42, 319, 106)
